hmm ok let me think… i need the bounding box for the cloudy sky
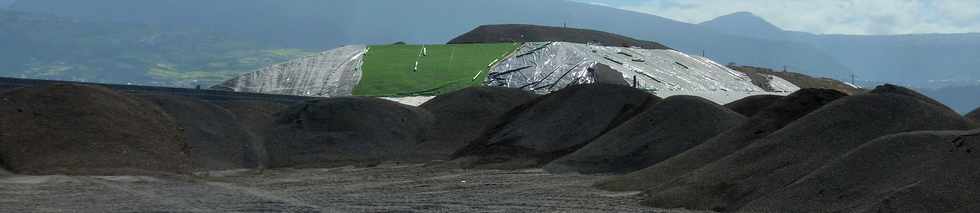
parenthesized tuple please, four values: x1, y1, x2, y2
(579, 0, 980, 35)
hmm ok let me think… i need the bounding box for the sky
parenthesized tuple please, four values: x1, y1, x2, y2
(578, 0, 980, 35)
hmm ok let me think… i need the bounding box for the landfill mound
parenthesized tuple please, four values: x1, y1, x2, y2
(451, 84, 660, 169)
(967, 107, 979, 123)
(448, 24, 670, 49)
(263, 97, 434, 168)
(139, 94, 265, 171)
(0, 84, 190, 175)
(416, 87, 538, 160)
(214, 45, 367, 97)
(643, 85, 973, 212)
(723, 95, 783, 116)
(740, 129, 980, 213)
(544, 95, 745, 174)
(486, 42, 793, 100)
(595, 88, 847, 191)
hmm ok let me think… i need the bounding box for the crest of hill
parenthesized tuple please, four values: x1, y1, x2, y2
(595, 88, 847, 192)
(451, 84, 661, 169)
(544, 95, 745, 174)
(643, 85, 973, 212)
(740, 129, 980, 212)
(724, 95, 783, 117)
(0, 84, 191, 175)
(731, 65, 863, 95)
(416, 87, 538, 160)
(448, 24, 670, 49)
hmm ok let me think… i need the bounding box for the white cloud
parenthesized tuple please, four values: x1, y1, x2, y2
(594, 0, 980, 35)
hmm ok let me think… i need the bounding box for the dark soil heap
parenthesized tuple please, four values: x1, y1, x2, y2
(0, 84, 190, 175)
(643, 85, 973, 212)
(416, 87, 537, 160)
(967, 107, 979, 124)
(723, 95, 783, 117)
(263, 97, 434, 168)
(732, 65, 864, 95)
(139, 94, 265, 171)
(544, 95, 745, 174)
(739, 129, 980, 213)
(452, 84, 661, 169)
(595, 88, 846, 192)
(210, 100, 291, 168)
(448, 24, 670, 49)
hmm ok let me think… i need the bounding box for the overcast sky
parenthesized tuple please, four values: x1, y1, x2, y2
(578, 0, 980, 35)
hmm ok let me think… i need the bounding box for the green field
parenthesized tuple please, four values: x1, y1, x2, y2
(354, 43, 520, 96)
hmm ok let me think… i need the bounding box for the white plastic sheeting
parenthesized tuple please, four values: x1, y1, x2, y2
(487, 42, 787, 94)
(766, 74, 802, 92)
(215, 45, 367, 97)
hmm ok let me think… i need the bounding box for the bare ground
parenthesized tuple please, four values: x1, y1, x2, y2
(0, 163, 705, 213)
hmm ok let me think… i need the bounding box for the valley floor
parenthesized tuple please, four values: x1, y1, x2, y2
(0, 163, 705, 213)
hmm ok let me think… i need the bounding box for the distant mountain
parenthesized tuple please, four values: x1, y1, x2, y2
(0, 9, 313, 86)
(701, 12, 980, 87)
(9, 0, 852, 83)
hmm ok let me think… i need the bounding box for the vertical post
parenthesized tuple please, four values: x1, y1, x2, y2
(633, 76, 638, 88)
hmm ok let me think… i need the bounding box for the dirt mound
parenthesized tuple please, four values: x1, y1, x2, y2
(732, 65, 863, 95)
(0, 84, 190, 175)
(263, 97, 434, 168)
(595, 88, 846, 191)
(138, 95, 265, 171)
(967, 107, 979, 124)
(210, 100, 290, 168)
(416, 87, 538, 160)
(643, 85, 973, 212)
(741, 129, 980, 213)
(723, 95, 783, 116)
(448, 24, 670, 49)
(544, 95, 745, 174)
(451, 84, 661, 169)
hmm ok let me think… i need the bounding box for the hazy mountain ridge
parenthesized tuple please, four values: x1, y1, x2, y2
(700, 11, 980, 87)
(9, 0, 852, 84)
(0, 9, 314, 87)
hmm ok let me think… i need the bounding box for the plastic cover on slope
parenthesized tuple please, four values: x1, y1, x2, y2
(487, 42, 795, 96)
(214, 45, 367, 97)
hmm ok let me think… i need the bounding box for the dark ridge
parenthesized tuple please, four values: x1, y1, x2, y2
(416, 87, 538, 160)
(544, 95, 745, 174)
(0, 76, 313, 104)
(643, 85, 972, 211)
(731, 65, 863, 95)
(0, 84, 191, 175)
(723, 95, 783, 117)
(452, 84, 661, 169)
(448, 24, 670, 49)
(138, 94, 266, 171)
(595, 88, 847, 192)
(742, 129, 980, 212)
(263, 97, 434, 168)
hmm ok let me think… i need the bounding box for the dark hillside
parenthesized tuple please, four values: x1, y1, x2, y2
(449, 24, 669, 49)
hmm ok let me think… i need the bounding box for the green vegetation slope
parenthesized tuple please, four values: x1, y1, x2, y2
(354, 43, 519, 96)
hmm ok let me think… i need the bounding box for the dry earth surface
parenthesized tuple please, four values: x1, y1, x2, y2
(0, 163, 707, 213)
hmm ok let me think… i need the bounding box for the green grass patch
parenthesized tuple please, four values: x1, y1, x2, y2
(354, 43, 519, 96)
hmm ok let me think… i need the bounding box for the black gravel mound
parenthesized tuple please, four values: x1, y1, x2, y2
(263, 97, 434, 168)
(416, 87, 538, 160)
(968, 107, 979, 124)
(210, 100, 290, 168)
(644, 85, 973, 212)
(596, 88, 846, 192)
(452, 84, 661, 169)
(544, 95, 745, 174)
(724, 95, 782, 117)
(740, 129, 980, 213)
(0, 84, 191, 175)
(449, 24, 670, 49)
(139, 94, 265, 171)
(590, 63, 630, 85)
